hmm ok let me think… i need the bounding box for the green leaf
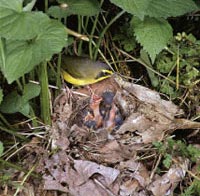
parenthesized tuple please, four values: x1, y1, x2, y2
(187, 145, 200, 162)
(146, 0, 198, 19)
(156, 56, 175, 74)
(0, 91, 26, 114)
(132, 17, 173, 62)
(2, 40, 33, 82)
(110, 0, 149, 20)
(160, 81, 177, 98)
(23, 83, 41, 101)
(19, 102, 30, 116)
(0, 83, 40, 115)
(183, 67, 199, 85)
(110, 0, 198, 20)
(0, 0, 66, 84)
(23, 0, 37, 11)
(0, 0, 46, 40)
(0, 89, 3, 105)
(0, 141, 4, 157)
(48, 6, 70, 19)
(163, 153, 172, 168)
(52, 0, 101, 17)
(0, 17, 66, 83)
(0, 0, 22, 12)
(0, 0, 67, 41)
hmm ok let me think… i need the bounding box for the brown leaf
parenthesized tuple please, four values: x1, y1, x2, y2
(115, 78, 183, 119)
(148, 158, 189, 196)
(43, 151, 120, 196)
(74, 160, 120, 185)
(120, 160, 150, 187)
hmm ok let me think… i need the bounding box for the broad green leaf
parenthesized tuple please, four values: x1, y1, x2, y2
(56, 0, 101, 16)
(147, 0, 198, 18)
(2, 40, 33, 82)
(30, 19, 67, 63)
(0, 141, 3, 157)
(1, 18, 66, 83)
(13, 83, 41, 116)
(0, 0, 22, 12)
(19, 102, 30, 116)
(0, 83, 40, 114)
(110, 0, 198, 20)
(0, 89, 3, 104)
(48, 6, 70, 19)
(23, 83, 41, 101)
(110, 0, 149, 20)
(132, 17, 173, 62)
(0, 91, 26, 113)
(0, 0, 47, 40)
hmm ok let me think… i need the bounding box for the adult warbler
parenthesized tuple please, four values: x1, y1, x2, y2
(61, 55, 113, 85)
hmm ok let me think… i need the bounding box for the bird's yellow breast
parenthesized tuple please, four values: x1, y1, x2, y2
(61, 56, 113, 85)
(62, 69, 113, 85)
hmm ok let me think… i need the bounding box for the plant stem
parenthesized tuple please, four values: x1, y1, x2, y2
(38, 62, 51, 125)
(0, 125, 26, 140)
(89, 0, 104, 59)
(0, 113, 11, 128)
(13, 165, 36, 196)
(0, 158, 39, 179)
(55, 53, 62, 97)
(44, 0, 48, 13)
(176, 46, 180, 90)
(93, 10, 125, 60)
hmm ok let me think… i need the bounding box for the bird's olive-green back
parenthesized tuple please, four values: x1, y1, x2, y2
(61, 55, 110, 79)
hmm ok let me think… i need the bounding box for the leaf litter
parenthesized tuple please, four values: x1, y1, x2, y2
(34, 76, 200, 196)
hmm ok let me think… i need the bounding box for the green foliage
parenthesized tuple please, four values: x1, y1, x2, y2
(162, 153, 172, 168)
(132, 17, 173, 62)
(0, 173, 12, 186)
(153, 141, 165, 153)
(0, 0, 66, 84)
(167, 138, 200, 162)
(0, 141, 3, 157)
(154, 32, 200, 98)
(181, 179, 200, 196)
(0, 1, 199, 194)
(153, 138, 200, 168)
(110, 0, 198, 62)
(144, 0, 198, 19)
(48, 0, 101, 19)
(187, 145, 200, 162)
(0, 83, 41, 116)
(110, 0, 198, 20)
(110, 0, 149, 20)
(113, 22, 136, 52)
(181, 184, 195, 196)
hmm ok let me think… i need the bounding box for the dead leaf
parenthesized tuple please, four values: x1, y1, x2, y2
(43, 151, 120, 196)
(148, 158, 189, 196)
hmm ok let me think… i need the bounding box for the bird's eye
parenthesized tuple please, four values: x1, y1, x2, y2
(95, 70, 113, 79)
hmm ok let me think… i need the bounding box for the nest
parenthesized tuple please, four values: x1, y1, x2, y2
(38, 76, 200, 196)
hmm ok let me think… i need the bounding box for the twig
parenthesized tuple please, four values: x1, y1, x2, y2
(93, 178, 118, 196)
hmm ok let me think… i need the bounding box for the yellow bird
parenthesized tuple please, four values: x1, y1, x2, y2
(61, 55, 113, 85)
